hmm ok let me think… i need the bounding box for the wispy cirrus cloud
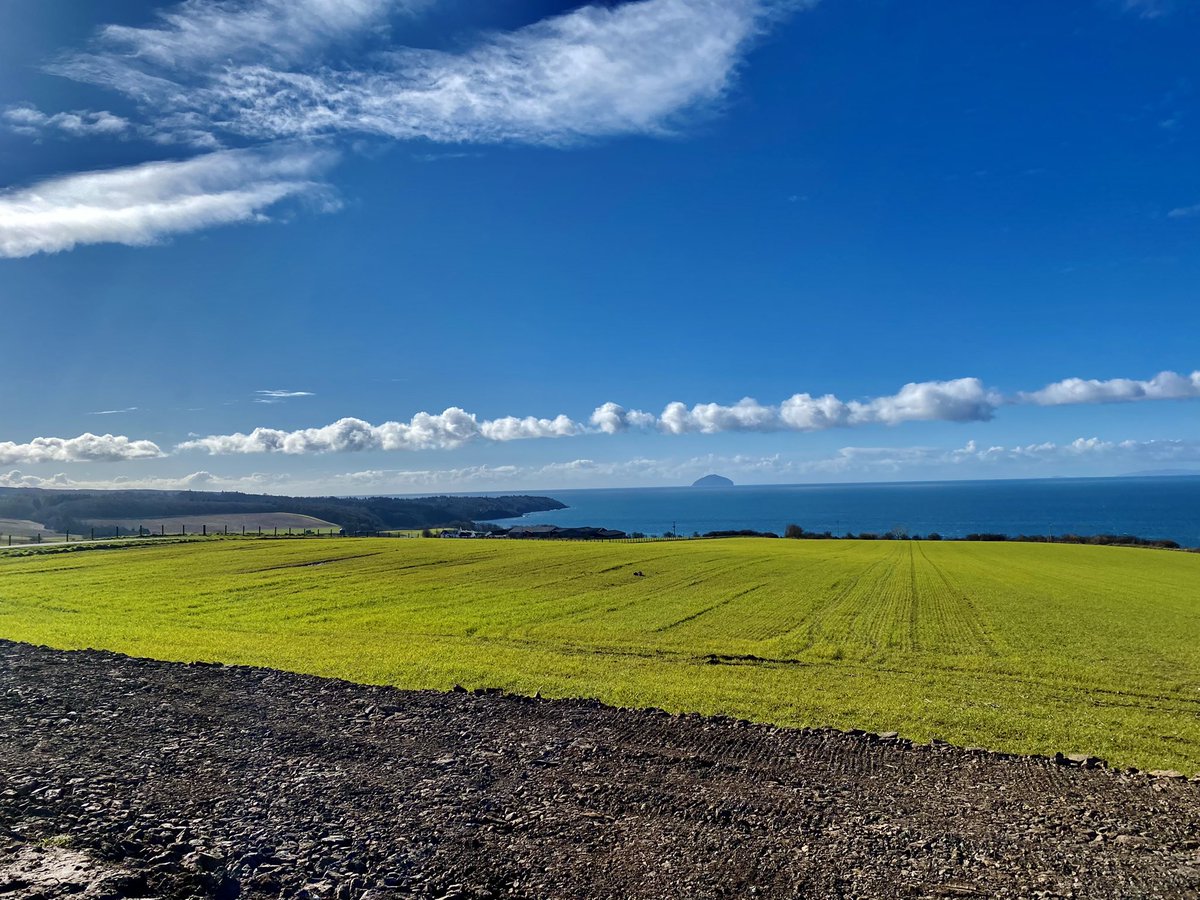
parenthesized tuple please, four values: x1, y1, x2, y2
(3, 103, 131, 139)
(7, 0, 806, 254)
(0, 145, 338, 258)
(91, 0, 430, 70)
(254, 389, 316, 404)
(53, 0, 797, 148)
(88, 407, 140, 416)
(0, 434, 164, 466)
(1115, 0, 1179, 19)
(192, 0, 796, 146)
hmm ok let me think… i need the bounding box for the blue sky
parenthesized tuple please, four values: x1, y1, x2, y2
(2, 0, 1199, 494)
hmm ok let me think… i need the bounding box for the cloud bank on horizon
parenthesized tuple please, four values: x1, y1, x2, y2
(2, 370, 1197, 466)
(1, 0, 802, 257)
(5, 434, 1199, 493)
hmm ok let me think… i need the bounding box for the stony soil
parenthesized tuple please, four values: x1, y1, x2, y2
(1, 640, 1198, 900)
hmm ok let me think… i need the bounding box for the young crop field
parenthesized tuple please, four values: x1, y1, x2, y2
(0, 537, 1197, 772)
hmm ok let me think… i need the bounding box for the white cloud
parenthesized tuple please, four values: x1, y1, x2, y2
(0, 468, 283, 491)
(847, 378, 1000, 425)
(177, 408, 583, 455)
(173, 369, 1200, 457)
(1021, 370, 1200, 406)
(52, 0, 800, 148)
(198, 0, 790, 145)
(16, 0, 804, 252)
(479, 415, 581, 441)
(0, 434, 164, 466)
(91, 0, 428, 70)
(1168, 203, 1200, 218)
(602, 378, 1002, 436)
(589, 402, 659, 434)
(0, 145, 338, 258)
(3, 104, 130, 138)
(88, 407, 139, 416)
(254, 389, 316, 403)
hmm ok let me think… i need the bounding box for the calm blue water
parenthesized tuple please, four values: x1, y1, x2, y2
(485, 476, 1200, 547)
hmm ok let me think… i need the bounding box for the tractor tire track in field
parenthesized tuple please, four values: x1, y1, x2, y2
(655, 584, 766, 632)
(2, 641, 1198, 900)
(913, 543, 999, 656)
(245, 552, 385, 572)
(775, 552, 895, 654)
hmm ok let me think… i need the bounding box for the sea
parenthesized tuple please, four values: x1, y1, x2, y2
(481, 476, 1200, 547)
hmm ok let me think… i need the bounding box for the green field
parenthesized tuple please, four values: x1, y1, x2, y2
(1, 537, 1198, 772)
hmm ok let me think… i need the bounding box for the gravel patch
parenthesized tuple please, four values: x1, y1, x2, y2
(1, 639, 1197, 899)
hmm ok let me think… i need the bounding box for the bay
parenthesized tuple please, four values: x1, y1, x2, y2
(484, 476, 1200, 547)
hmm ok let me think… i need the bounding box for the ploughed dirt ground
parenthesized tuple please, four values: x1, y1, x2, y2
(1, 641, 1198, 900)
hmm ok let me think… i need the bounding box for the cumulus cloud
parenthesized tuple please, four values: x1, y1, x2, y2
(1021, 370, 1200, 406)
(479, 415, 581, 441)
(589, 403, 659, 434)
(177, 408, 583, 455)
(597, 378, 1002, 436)
(3, 104, 130, 138)
(0, 434, 164, 466)
(0, 145, 338, 258)
(173, 370, 1200, 457)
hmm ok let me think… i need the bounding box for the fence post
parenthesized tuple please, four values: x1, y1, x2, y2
(181, 525, 185, 536)
(161, 525, 164, 536)
(202, 525, 207, 537)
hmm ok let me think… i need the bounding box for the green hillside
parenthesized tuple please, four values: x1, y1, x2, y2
(1, 537, 1197, 772)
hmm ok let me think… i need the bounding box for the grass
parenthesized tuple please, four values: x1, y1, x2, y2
(0, 537, 1197, 772)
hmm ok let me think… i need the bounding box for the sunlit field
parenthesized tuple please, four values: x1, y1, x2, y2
(1, 537, 1197, 772)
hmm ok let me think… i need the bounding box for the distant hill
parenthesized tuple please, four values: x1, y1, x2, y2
(0, 487, 565, 535)
(692, 474, 734, 487)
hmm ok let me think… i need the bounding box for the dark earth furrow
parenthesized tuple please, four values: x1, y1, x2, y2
(1, 640, 1198, 900)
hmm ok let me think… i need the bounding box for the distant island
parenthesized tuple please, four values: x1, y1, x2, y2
(692, 474, 734, 487)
